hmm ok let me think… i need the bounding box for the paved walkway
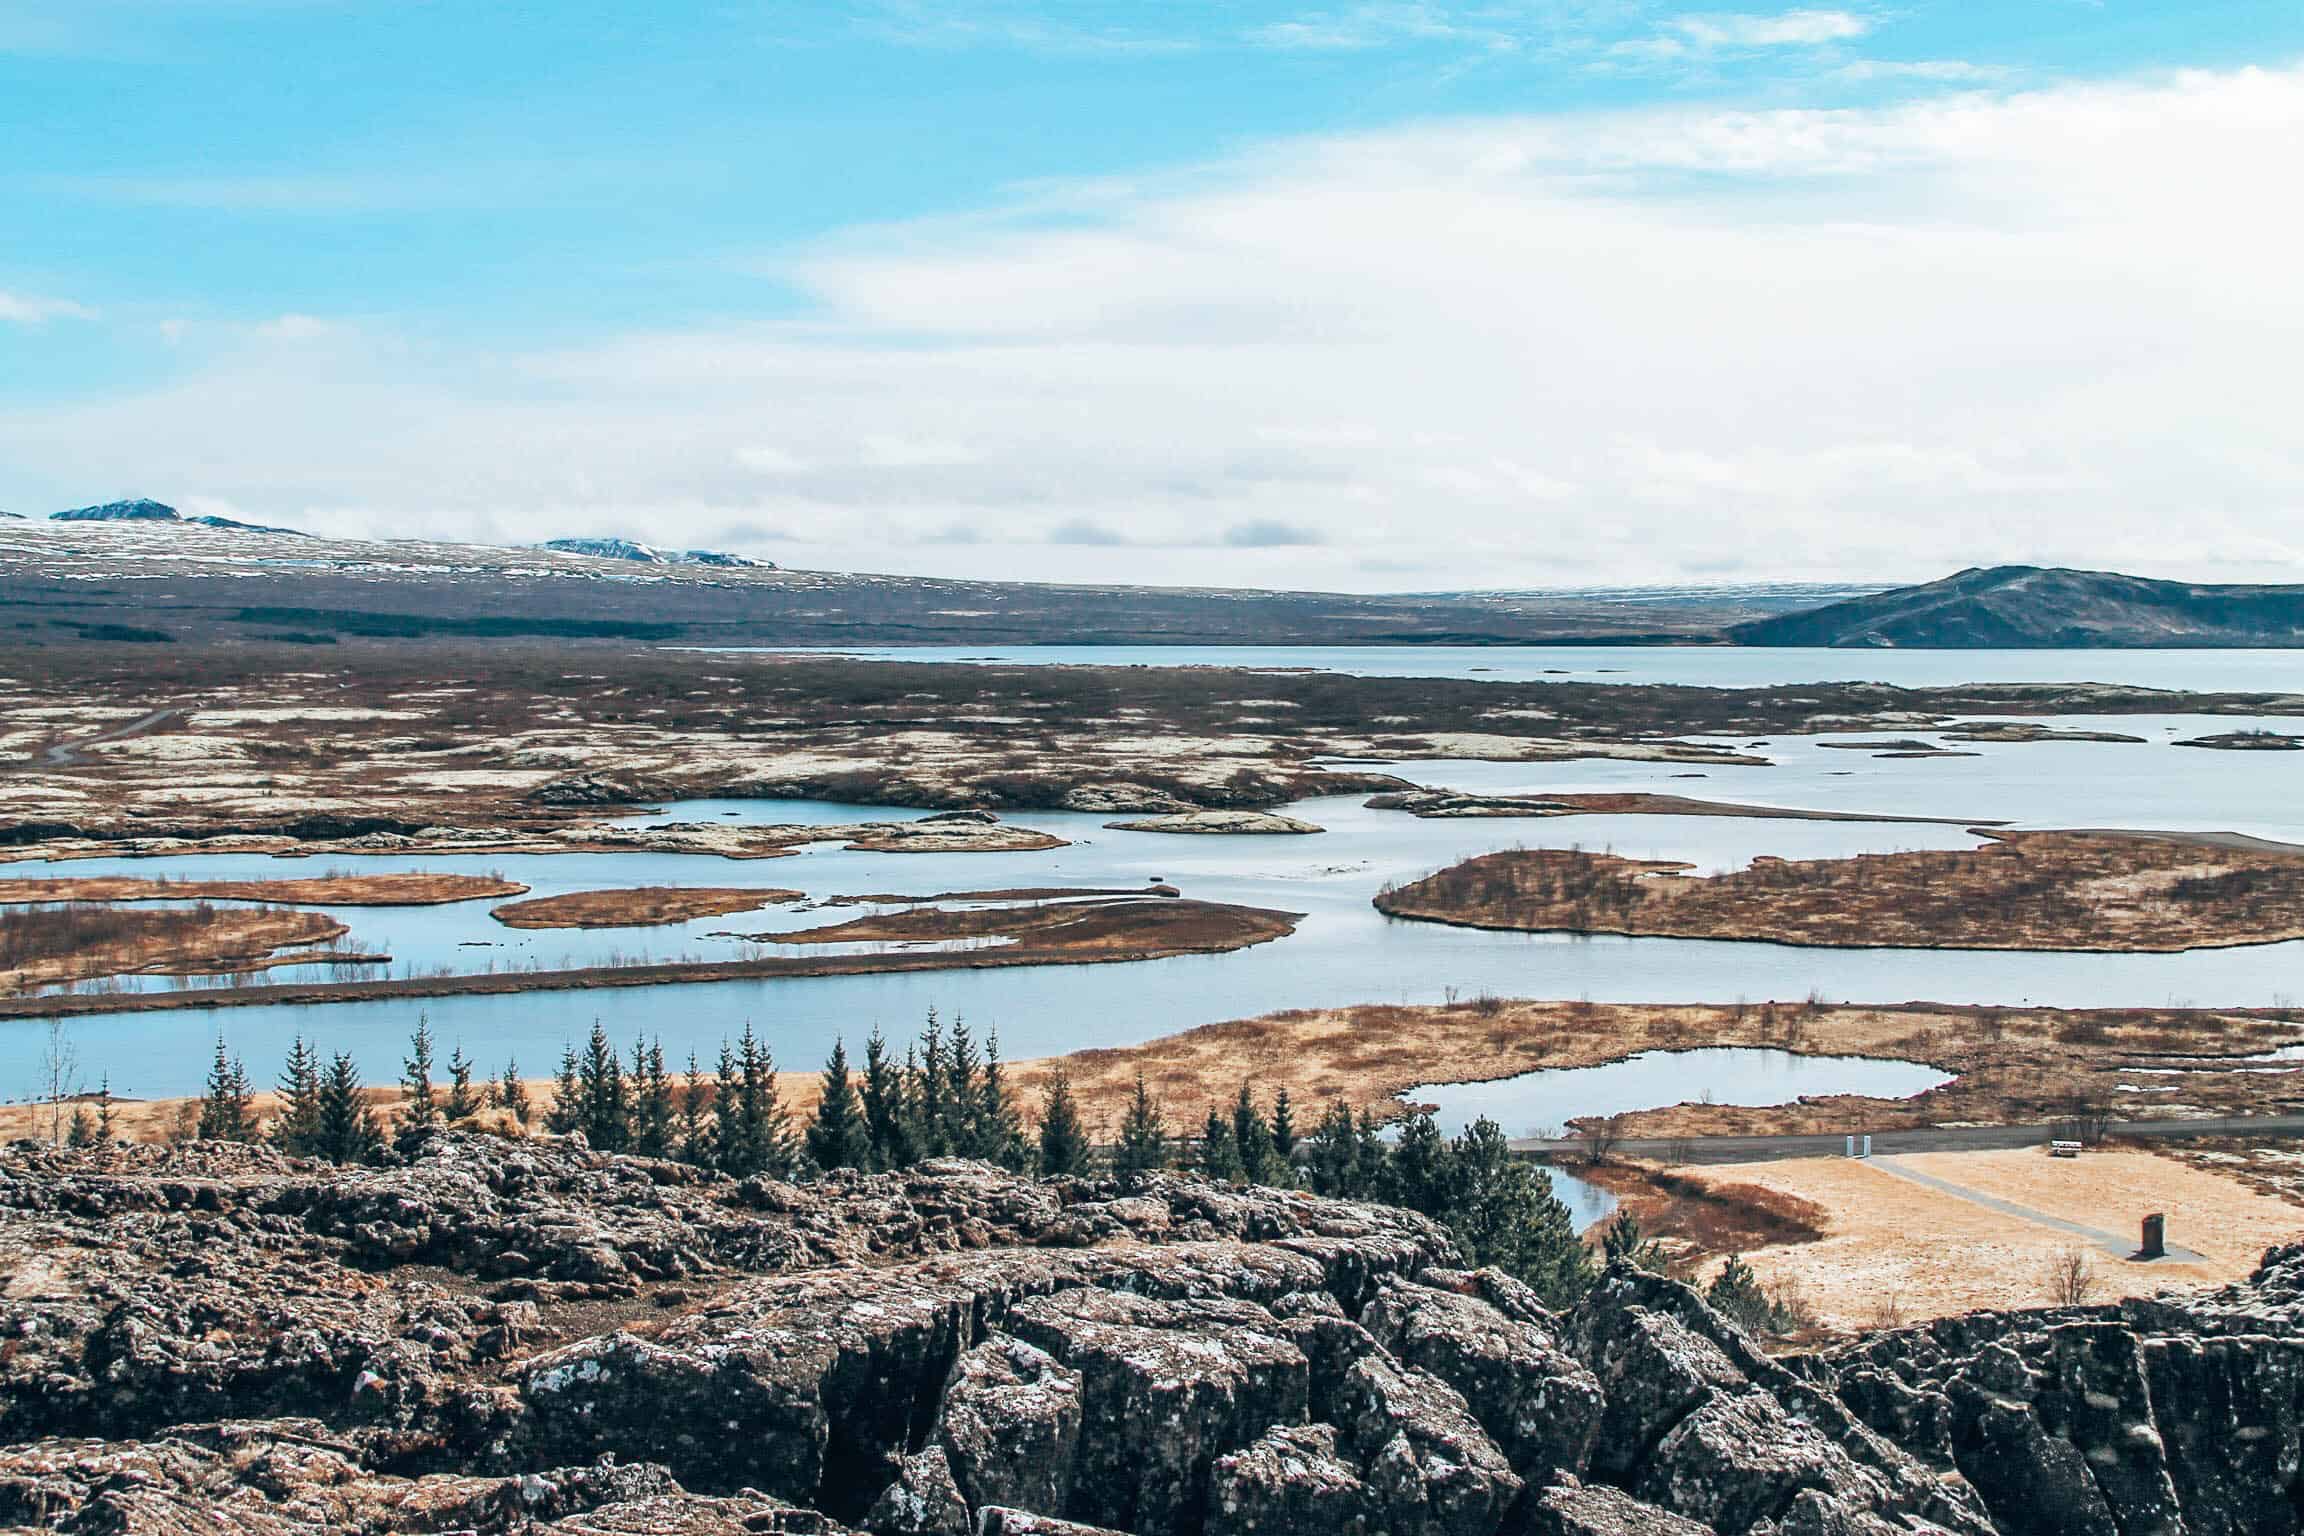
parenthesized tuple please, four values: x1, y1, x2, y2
(1511, 1111, 2304, 1166)
(1864, 1155, 2205, 1263)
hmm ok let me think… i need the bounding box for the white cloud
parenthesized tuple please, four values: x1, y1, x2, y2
(1670, 9, 1872, 48)
(0, 289, 95, 324)
(1834, 58, 2006, 83)
(9, 64, 2304, 588)
(1245, 4, 1495, 52)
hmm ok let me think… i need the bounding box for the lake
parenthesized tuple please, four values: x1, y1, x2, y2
(6, 649, 2303, 1120)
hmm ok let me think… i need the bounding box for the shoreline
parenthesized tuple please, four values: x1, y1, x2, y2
(1374, 830, 2304, 954)
(0, 898, 1303, 1020)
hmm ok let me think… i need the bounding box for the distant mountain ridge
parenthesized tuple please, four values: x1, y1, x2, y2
(1731, 565, 2304, 648)
(539, 536, 770, 569)
(50, 499, 305, 536)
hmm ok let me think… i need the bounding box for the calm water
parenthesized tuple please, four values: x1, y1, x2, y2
(722, 643, 2304, 693)
(6, 651, 2303, 1114)
(1404, 1049, 1953, 1138)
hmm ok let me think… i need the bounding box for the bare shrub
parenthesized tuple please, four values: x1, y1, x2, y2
(2046, 1246, 2100, 1307)
(1577, 1113, 1626, 1166)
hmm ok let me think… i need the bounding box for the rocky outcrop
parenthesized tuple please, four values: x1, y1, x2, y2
(4, 1135, 2304, 1535)
(1102, 811, 1325, 835)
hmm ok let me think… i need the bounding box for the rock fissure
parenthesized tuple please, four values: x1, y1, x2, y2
(3, 1133, 2303, 1535)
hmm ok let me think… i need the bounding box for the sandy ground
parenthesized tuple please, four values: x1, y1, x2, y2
(1687, 1146, 2304, 1330)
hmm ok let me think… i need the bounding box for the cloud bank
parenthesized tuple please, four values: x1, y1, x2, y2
(5, 63, 2302, 589)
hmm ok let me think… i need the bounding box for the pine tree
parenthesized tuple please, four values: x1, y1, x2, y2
(711, 1039, 747, 1172)
(1232, 1083, 1276, 1186)
(499, 1059, 531, 1128)
(1270, 1087, 1298, 1163)
(576, 1021, 629, 1151)
(94, 1077, 116, 1144)
(66, 1104, 96, 1148)
(632, 1040, 675, 1157)
(1444, 1118, 1591, 1308)
(1601, 1208, 1665, 1272)
(1353, 1107, 1391, 1198)
(315, 1052, 383, 1164)
(400, 1015, 438, 1134)
(1707, 1255, 1771, 1334)
(740, 1023, 796, 1177)
(1306, 1100, 1359, 1196)
(806, 1039, 871, 1171)
(544, 1045, 582, 1134)
(677, 1052, 711, 1163)
(197, 1036, 254, 1142)
(945, 1017, 985, 1155)
(1201, 1104, 1242, 1181)
(272, 1039, 323, 1155)
(913, 1015, 949, 1158)
(444, 1044, 480, 1121)
(1390, 1110, 1451, 1215)
(860, 1029, 913, 1172)
(712, 1023, 794, 1178)
(1114, 1073, 1169, 1176)
(977, 1031, 1028, 1169)
(1036, 1067, 1091, 1177)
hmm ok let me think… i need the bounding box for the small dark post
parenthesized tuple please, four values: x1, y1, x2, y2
(2140, 1213, 2167, 1260)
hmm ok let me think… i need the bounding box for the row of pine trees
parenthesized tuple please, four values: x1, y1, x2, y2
(190, 1009, 1602, 1304)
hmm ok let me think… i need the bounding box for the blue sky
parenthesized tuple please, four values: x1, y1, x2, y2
(5, 2, 2304, 587)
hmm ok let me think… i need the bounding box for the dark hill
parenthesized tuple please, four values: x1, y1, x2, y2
(1732, 565, 2304, 648)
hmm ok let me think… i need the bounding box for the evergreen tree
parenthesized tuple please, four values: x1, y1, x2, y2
(66, 1103, 96, 1148)
(1232, 1083, 1276, 1186)
(677, 1053, 711, 1163)
(944, 1016, 985, 1155)
(1443, 1118, 1592, 1308)
(272, 1039, 323, 1156)
(1390, 1110, 1451, 1215)
(805, 1038, 871, 1170)
(1270, 1087, 1298, 1163)
(631, 1040, 675, 1157)
(1036, 1067, 1091, 1177)
(1352, 1107, 1391, 1198)
(976, 1031, 1028, 1169)
(1707, 1255, 1771, 1334)
(400, 1016, 438, 1134)
(1305, 1100, 1359, 1197)
(1601, 1208, 1665, 1272)
(860, 1029, 913, 1172)
(1201, 1104, 1242, 1181)
(197, 1036, 255, 1142)
(95, 1077, 116, 1144)
(498, 1059, 531, 1128)
(315, 1052, 383, 1164)
(728, 1023, 795, 1178)
(912, 1016, 950, 1158)
(576, 1021, 629, 1151)
(1114, 1073, 1169, 1176)
(544, 1045, 582, 1134)
(711, 1039, 747, 1171)
(444, 1043, 480, 1121)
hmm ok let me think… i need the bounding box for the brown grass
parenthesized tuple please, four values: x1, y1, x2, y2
(0, 903, 354, 990)
(0, 873, 525, 906)
(1583, 1161, 1830, 1269)
(27, 996, 2304, 1156)
(1376, 831, 2304, 952)
(490, 886, 802, 929)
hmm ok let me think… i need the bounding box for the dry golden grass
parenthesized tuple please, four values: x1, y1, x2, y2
(1377, 831, 2304, 952)
(0, 904, 353, 991)
(0, 873, 525, 906)
(489, 886, 802, 929)
(1688, 1147, 2304, 1331)
(19, 996, 2303, 1154)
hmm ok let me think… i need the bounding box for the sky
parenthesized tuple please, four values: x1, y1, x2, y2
(3, 1, 2302, 592)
